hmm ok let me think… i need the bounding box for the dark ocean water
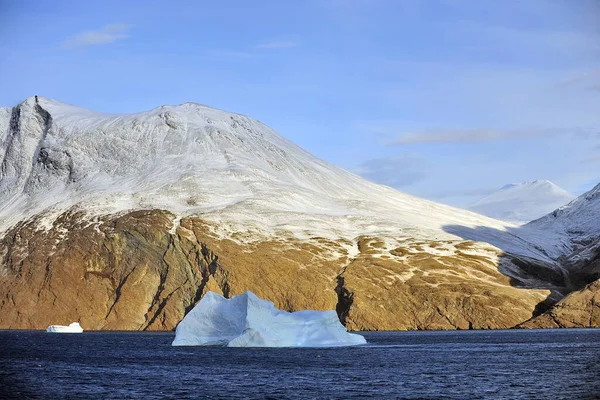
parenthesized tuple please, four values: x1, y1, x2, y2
(1, 329, 599, 399)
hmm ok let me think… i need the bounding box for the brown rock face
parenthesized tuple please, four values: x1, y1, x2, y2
(338, 238, 550, 330)
(0, 209, 555, 331)
(519, 279, 600, 329)
(0, 210, 219, 330)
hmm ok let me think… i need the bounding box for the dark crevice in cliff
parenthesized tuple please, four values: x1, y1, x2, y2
(186, 287, 205, 317)
(530, 289, 562, 318)
(207, 242, 230, 299)
(182, 244, 207, 315)
(141, 235, 175, 329)
(549, 312, 565, 328)
(0, 105, 21, 178)
(183, 241, 229, 316)
(105, 266, 137, 320)
(31, 104, 52, 169)
(334, 247, 358, 326)
(335, 275, 353, 326)
(0, 226, 20, 273)
(435, 306, 458, 329)
(143, 287, 179, 331)
(36, 258, 53, 297)
(21, 104, 53, 193)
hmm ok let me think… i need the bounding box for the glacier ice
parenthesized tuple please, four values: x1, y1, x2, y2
(172, 291, 366, 347)
(46, 322, 83, 333)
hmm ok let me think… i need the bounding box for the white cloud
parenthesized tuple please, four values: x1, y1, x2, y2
(255, 40, 298, 49)
(383, 127, 599, 146)
(62, 24, 131, 49)
(209, 50, 260, 60)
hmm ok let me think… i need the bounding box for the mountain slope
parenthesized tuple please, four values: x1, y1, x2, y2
(468, 180, 574, 224)
(527, 183, 600, 245)
(520, 278, 600, 329)
(0, 97, 535, 248)
(527, 183, 600, 284)
(517, 183, 600, 328)
(0, 97, 578, 330)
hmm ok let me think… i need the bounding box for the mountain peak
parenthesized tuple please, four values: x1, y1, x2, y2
(468, 180, 575, 224)
(1, 96, 543, 258)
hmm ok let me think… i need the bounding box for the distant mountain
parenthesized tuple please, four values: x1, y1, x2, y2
(468, 180, 575, 224)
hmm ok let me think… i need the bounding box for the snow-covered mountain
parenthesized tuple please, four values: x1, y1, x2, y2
(468, 180, 575, 224)
(0, 96, 550, 259)
(528, 182, 600, 238)
(526, 182, 600, 262)
(1, 96, 595, 331)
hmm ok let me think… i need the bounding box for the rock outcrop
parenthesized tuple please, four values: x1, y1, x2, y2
(0, 209, 554, 331)
(519, 279, 600, 328)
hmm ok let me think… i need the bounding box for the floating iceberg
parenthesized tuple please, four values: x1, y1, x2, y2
(46, 322, 84, 333)
(172, 291, 366, 347)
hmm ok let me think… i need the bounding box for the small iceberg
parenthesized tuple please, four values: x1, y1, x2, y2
(172, 291, 366, 347)
(46, 322, 84, 333)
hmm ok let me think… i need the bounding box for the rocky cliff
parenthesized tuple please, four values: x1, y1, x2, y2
(0, 209, 553, 330)
(519, 243, 600, 328)
(520, 279, 600, 328)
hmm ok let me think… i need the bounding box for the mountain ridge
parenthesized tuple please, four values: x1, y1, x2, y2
(0, 96, 554, 259)
(0, 96, 597, 331)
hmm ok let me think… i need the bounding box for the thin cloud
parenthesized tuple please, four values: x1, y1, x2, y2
(384, 127, 594, 146)
(425, 187, 499, 200)
(62, 24, 131, 49)
(558, 69, 600, 87)
(255, 40, 298, 50)
(209, 39, 298, 61)
(353, 154, 428, 188)
(385, 128, 533, 146)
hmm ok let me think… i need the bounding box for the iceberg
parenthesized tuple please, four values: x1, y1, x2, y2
(172, 291, 366, 347)
(46, 322, 84, 333)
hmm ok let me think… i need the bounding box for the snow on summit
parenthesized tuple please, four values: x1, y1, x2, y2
(526, 182, 600, 256)
(468, 180, 575, 224)
(0, 96, 561, 261)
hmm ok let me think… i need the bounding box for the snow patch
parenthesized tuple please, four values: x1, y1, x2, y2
(168, 215, 181, 235)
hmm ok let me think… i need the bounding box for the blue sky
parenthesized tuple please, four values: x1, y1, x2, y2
(1, 0, 599, 206)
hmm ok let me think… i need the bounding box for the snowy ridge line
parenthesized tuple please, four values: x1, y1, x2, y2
(526, 182, 600, 259)
(0, 96, 572, 263)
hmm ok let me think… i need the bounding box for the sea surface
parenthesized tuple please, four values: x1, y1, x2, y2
(1, 329, 599, 399)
